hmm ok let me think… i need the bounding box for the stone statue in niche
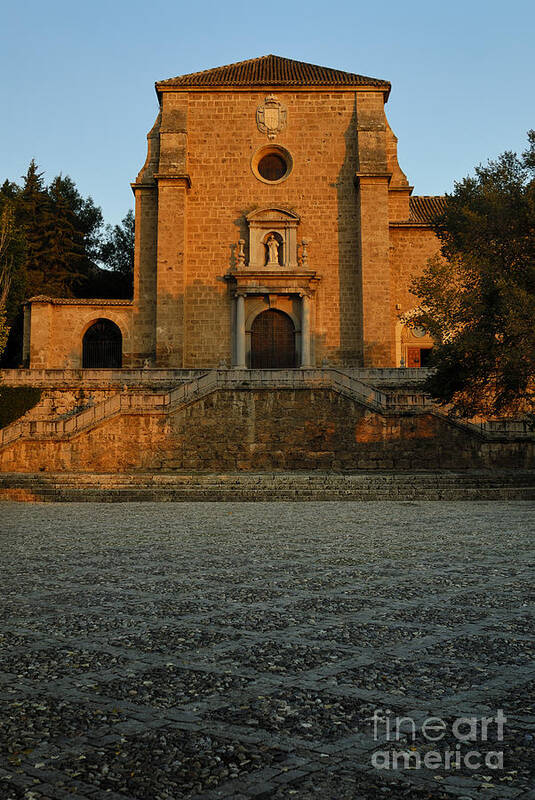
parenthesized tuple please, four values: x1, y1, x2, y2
(246, 207, 300, 270)
(266, 234, 281, 266)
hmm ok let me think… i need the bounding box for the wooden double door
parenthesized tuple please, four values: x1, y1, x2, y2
(250, 309, 296, 368)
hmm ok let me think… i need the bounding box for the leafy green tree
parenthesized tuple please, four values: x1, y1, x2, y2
(409, 131, 535, 418)
(98, 209, 134, 296)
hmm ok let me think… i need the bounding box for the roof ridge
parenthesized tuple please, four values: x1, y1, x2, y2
(163, 54, 276, 83)
(156, 55, 390, 91)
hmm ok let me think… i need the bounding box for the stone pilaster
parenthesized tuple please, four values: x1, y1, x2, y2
(234, 294, 246, 368)
(28, 300, 52, 368)
(154, 93, 189, 367)
(131, 186, 158, 364)
(355, 91, 393, 367)
(22, 304, 31, 366)
(131, 111, 161, 365)
(301, 294, 311, 367)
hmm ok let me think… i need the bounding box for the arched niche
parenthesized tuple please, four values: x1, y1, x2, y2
(262, 231, 284, 266)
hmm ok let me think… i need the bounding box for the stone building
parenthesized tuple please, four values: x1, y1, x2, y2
(23, 55, 441, 372)
(7, 56, 528, 481)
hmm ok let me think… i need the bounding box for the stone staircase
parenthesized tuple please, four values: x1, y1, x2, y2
(1, 470, 535, 502)
(1, 368, 530, 450)
(0, 368, 393, 448)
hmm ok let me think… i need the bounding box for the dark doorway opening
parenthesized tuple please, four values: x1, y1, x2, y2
(407, 346, 433, 368)
(82, 319, 122, 368)
(420, 347, 433, 367)
(250, 309, 296, 368)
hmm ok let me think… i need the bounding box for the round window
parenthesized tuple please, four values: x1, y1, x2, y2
(252, 146, 293, 184)
(412, 326, 427, 338)
(258, 153, 287, 181)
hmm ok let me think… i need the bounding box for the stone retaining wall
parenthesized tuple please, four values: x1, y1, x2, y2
(0, 387, 532, 473)
(0, 368, 207, 388)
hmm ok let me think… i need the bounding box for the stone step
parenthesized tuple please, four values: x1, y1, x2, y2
(1, 471, 534, 502)
(1, 471, 534, 485)
(2, 469, 534, 484)
(2, 489, 535, 502)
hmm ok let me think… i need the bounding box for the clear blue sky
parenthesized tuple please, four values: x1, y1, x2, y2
(1, 0, 533, 227)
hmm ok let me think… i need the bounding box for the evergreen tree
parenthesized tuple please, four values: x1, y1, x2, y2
(14, 162, 105, 298)
(18, 160, 50, 297)
(44, 176, 87, 294)
(50, 175, 103, 266)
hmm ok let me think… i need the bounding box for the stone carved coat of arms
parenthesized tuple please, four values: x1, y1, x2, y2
(256, 95, 287, 139)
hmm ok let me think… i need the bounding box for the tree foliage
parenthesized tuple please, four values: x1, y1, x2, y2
(17, 161, 105, 298)
(100, 210, 135, 277)
(97, 210, 135, 296)
(0, 197, 26, 358)
(0, 308, 8, 359)
(0, 200, 25, 310)
(409, 131, 535, 418)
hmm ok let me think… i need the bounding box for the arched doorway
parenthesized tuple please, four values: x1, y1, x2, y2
(251, 309, 296, 368)
(82, 319, 122, 368)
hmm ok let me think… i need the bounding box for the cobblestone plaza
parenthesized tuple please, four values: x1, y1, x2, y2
(1, 501, 534, 799)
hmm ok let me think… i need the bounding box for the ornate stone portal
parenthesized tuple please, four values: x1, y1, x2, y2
(227, 207, 318, 368)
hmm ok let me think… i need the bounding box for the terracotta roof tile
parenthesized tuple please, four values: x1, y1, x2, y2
(157, 55, 390, 92)
(28, 297, 132, 306)
(409, 196, 447, 223)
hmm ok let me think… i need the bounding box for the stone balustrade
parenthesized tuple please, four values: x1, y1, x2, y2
(0, 366, 432, 388)
(0, 368, 208, 388)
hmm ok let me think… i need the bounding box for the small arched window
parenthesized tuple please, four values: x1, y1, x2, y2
(82, 319, 122, 368)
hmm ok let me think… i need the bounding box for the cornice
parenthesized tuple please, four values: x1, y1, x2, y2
(153, 173, 192, 187)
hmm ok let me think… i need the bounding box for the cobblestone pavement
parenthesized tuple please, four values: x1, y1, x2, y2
(1, 501, 534, 800)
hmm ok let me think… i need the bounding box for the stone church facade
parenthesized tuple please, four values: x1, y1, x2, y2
(24, 55, 441, 372)
(7, 56, 528, 481)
